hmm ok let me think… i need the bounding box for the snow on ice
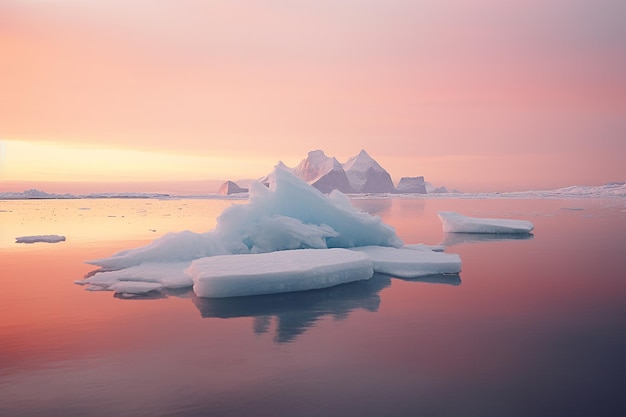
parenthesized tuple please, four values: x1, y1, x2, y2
(80, 167, 461, 297)
(438, 211, 534, 234)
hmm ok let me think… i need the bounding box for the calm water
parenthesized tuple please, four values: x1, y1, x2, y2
(1, 197, 625, 417)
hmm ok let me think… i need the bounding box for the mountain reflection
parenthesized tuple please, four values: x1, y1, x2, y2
(441, 232, 533, 247)
(191, 274, 392, 343)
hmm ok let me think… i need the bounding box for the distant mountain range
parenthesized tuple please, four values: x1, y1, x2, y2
(222, 149, 431, 195)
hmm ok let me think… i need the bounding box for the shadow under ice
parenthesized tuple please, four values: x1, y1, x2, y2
(441, 232, 533, 247)
(191, 274, 392, 343)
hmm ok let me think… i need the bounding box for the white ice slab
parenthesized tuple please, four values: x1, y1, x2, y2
(188, 248, 374, 298)
(15, 235, 65, 244)
(350, 246, 461, 278)
(438, 211, 534, 234)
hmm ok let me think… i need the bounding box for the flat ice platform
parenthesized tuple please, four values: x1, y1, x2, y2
(350, 246, 461, 278)
(188, 248, 374, 298)
(438, 211, 534, 234)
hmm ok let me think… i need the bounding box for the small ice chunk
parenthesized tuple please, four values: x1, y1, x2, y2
(438, 212, 534, 234)
(350, 246, 461, 278)
(188, 248, 374, 298)
(108, 281, 164, 295)
(15, 235, 66, 244)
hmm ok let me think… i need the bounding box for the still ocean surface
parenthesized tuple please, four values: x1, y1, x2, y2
(1, 197, 625, 417)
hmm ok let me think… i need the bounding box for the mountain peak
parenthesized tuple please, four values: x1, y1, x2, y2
(343, 150, 395, 193)
(293, 150, 350, 192)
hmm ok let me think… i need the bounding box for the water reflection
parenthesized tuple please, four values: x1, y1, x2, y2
(191, 274, 392, 343)
(441, 232, 533, 247)
(351, 198, 393, 215)
(394, 273, 461, 286)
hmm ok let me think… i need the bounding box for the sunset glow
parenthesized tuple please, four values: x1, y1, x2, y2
(1, 0, 624, 192)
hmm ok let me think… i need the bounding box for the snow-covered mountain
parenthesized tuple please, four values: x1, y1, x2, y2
(342, 150, 396, 193)
(218, 181, 248, 195)
(257, 149, 431, 194)
(292, 150, 354, 194)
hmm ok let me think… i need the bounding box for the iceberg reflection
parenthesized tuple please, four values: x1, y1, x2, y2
(191, 274, 392, 343)
(441, 232, 533, 247)
(393, 273, 461, 286)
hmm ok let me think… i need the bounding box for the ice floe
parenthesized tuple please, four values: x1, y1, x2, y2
(87, 167, 401, 270)
(15, 235, 66, 244)
(189, 249, 373, 298)
(350, 246, 461, 278)
(438, 212, 534, 234)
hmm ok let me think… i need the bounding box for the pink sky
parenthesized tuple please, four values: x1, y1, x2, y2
(1, 0, 625, 193)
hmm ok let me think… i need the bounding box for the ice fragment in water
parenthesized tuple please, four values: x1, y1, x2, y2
(350, 246, 461, 278)
(438, 212, 533, 234)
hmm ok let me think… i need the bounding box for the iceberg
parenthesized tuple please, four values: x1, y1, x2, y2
(217, 180, 248, 195)
(87, 167, 402, 271)
(350, 246, 461, 278)
(78, 167, 462, 299)
(438, 211, 534, 234)
(188, 249, 374, 298)
(396, 176, 427, 194)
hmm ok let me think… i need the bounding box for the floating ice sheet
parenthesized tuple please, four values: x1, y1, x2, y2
(438, 211, 534, 234)
(350, 246, 461, 278)
(188, 248, 374, 298)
